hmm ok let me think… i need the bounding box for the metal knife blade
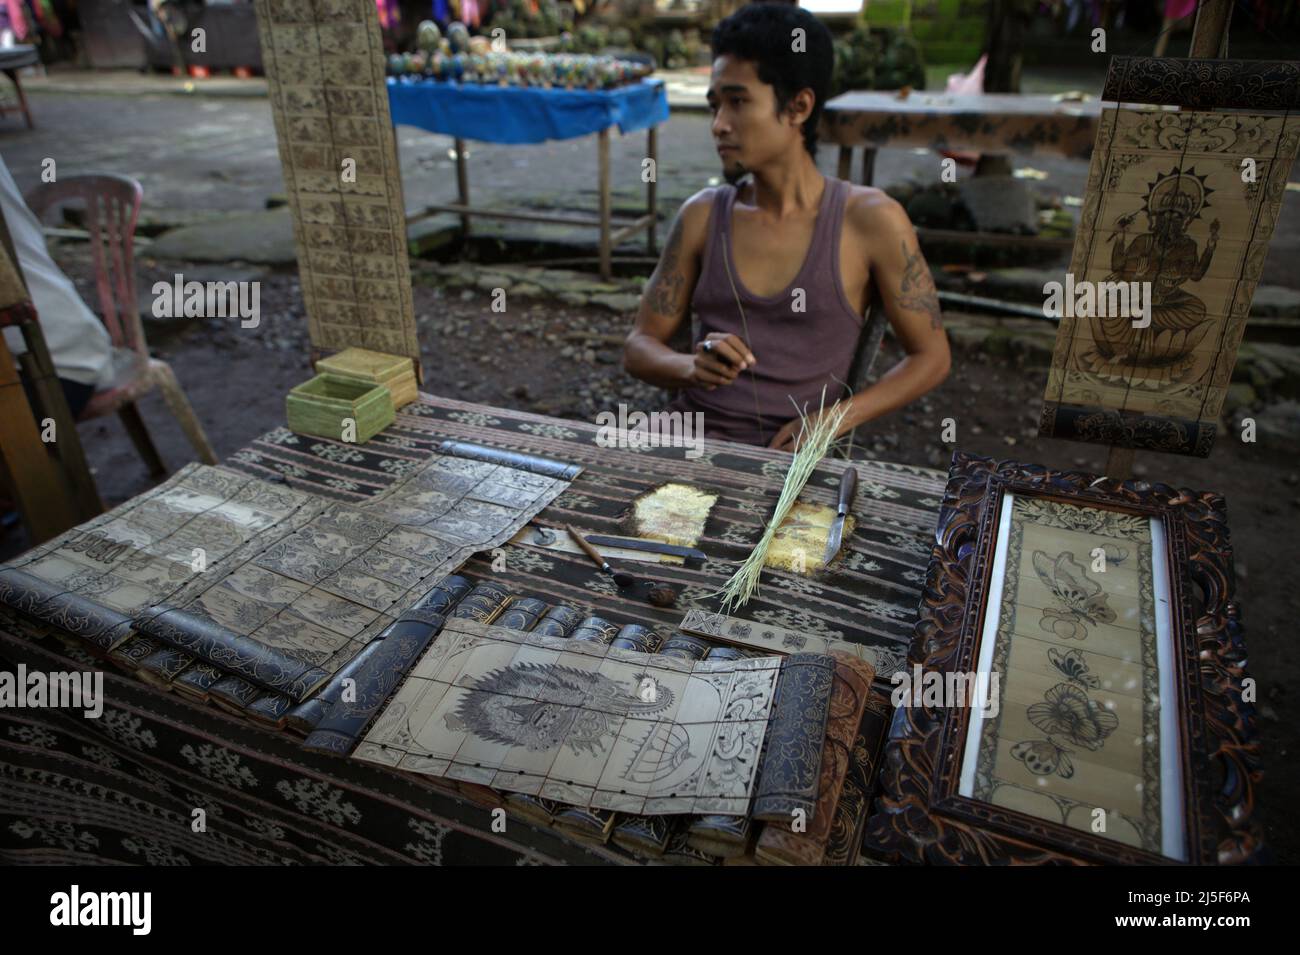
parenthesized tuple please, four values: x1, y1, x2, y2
(823, 466, 858, 564)
(585, 535, 707, 568)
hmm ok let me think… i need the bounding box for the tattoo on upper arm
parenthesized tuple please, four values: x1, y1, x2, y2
(644, 214, 687, 316)
(898, 241, 942, 330)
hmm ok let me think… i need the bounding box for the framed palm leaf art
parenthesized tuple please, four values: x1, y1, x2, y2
(865, 452, 1261, 865)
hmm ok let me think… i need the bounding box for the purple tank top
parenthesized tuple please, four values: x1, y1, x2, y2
(669, 175, 865, 447)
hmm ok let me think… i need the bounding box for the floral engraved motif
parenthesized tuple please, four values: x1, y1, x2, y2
(80, 744, 121, 769)
(1028, 683, 1119, 751)
(246, 817, 286, 841)
(752, 608, 845, 640)
(405, 818, 451, 864)
(859, 480, 900, 501)
(263, 427, 300, 446)
(9, 820, 99, 852)
(379, 458, 420, 476)
(7, 725, 58, 748)
(518, 422, 579, 441)
(501, 548, 555, 575)
(180, 743, 260, 790)
(310, 443, 366, 464)
(121, 836, 190, 866)
(275, 779, 362, 827)
(1017, 497, 1148, 540)
(447, 411, 502, 428)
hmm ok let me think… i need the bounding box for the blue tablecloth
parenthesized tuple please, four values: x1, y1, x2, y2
(387, 77, 669, 144)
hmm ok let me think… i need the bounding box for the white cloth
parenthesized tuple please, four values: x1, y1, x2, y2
(0, 153, 113, 388)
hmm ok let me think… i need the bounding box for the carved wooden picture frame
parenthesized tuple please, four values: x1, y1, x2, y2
(865, 451, 1260, 865)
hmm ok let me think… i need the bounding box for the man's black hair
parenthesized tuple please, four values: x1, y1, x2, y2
(711, 2, 835, 158)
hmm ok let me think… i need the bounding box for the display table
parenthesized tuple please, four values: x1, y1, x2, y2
(0, 393, 942, 865)
(820, 90, 1104, 185)
(388, 78, 671, 279)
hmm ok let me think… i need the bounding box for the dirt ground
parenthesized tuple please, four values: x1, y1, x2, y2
(5, 244, 1297, 863)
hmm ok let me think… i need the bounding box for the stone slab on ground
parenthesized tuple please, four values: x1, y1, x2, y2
(148, 208, 297, 265)
(1254, 400, 1300, 446)
(957, 177, 1038, 235)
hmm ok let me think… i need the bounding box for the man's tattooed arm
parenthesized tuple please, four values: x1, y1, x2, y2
(624, 192, 710, 389)
(898, 240, 943, 330)
(644, 213, 687, 316)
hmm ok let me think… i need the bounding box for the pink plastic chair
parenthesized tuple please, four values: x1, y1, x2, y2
(25, 174, 216, 476)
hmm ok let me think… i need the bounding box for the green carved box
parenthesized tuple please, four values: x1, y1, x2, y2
(285, 373, 395, 444)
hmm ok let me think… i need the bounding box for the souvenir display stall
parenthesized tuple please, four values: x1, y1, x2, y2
(0, 396, 928, 865)
(386, 20, 668, 279)
(0, 4, 1275, 867)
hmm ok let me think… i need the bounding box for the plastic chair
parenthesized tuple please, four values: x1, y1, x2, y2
(24, 174, 217, 476)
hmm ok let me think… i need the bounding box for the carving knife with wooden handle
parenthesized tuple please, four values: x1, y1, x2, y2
(823, 467, 858, 565)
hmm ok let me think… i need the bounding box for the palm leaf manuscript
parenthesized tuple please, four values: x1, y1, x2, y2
(0, 452, 573, 686)
(354, 618, 780, 816)
(960, 496, 1180, 860)
(1041, 107, 1300, 456)
(252, 0, 420, 373)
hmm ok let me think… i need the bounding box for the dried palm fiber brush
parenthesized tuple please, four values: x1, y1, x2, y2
(713, 389, 849, 614)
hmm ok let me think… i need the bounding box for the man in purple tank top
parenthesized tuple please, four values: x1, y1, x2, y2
(623, 3, 951, 451)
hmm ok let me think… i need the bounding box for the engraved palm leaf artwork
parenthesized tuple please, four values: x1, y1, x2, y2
(623, 722, 695, 785)
(1085, 166, 1219, 388)
(1032, 549, 1116, 640)
(1011, 650, 1118, 780)
(446, 663, 676, 756)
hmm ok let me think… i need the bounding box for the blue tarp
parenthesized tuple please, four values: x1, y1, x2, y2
(387, 77, 670, 144)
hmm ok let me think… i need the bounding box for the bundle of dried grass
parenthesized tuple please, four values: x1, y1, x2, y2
(714, 392, 850, 614)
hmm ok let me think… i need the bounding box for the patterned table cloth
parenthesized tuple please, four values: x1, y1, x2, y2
(0, 394, 944, 865)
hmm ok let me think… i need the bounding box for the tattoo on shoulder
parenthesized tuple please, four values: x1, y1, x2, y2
(644, 214, 687, 316)
(898, 241, 942, 330)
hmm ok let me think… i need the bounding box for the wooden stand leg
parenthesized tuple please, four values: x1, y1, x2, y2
(16, 344, 102, 517)
(153, 361, 218, 465)
(118, 402, 167, 478)
(1104, 445, 1135, 480)
(3, 68, 33, 129)
(837, 146, 852, 181)
(598, 127, 611, 281)
(860, 146, 878, 186)
(0, 336, 80, 542)
(646, 125, 658, 256)
(454, 137, 471, 237)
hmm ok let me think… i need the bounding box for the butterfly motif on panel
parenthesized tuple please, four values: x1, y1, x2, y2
(1048, 647, 1101, 689)
(1032, 549, 1117, 640)
(1010, 738, 1076, 779)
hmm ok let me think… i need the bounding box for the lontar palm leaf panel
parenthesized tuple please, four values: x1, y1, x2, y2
(1040, 57, 1300, 456)
(0, 445, 576, 717)
(252, 0, 421, 374)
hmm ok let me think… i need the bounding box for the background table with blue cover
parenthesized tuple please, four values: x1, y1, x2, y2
(387, 78, 670, 278)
